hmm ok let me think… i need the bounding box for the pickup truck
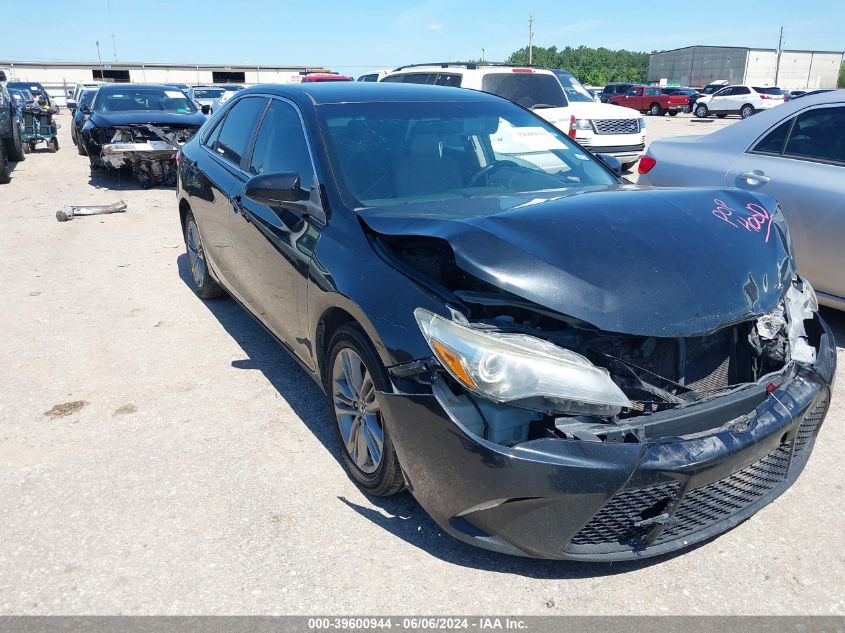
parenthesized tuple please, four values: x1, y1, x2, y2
(608, 85, 689, 116)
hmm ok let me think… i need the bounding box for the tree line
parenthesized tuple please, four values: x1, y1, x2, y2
(507, 45, 650, 86)
(839, 62, 845, 88)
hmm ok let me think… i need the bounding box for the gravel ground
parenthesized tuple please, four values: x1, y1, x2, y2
(0, 112, 842, 615)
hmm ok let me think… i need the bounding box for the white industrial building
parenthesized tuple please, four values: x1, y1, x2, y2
(648, 46, 843, 90)
(0, 59, 332, 105)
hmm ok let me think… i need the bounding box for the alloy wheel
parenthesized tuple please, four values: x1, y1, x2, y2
(331, 348, 384, 474)
(186, 220, 206, 288)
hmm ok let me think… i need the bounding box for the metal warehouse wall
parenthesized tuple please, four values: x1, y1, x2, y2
(648, 47, 748, 86)
(744, 50, 779, 86)
(772, 51, 843, 90)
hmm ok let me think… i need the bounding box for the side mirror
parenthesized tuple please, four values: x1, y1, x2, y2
(80, 103, 91, 115)
(245, 172, 326, 224)
(201, 104, 211, 115)
(245, 171, 304, 206)
(67, 100, 78, 111)
(595, 153, 623, 176)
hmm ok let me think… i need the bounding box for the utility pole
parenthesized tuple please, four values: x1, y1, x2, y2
(96, 41, 105, 80)
(107, 0, 118, 61)
(481, 48, 485, 62)
(774, 26, 784, 85)
(528, 15, 535, 66)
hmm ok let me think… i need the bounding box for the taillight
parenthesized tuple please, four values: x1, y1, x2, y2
(568, 115, 576, 139)
(638, 155, 656, 174)
(175, 149, 184, 166)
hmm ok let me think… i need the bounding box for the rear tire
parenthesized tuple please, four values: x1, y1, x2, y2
(6, 121, 26, 162)
(47, 137, 59, 153)
(326, 323, 404, 497)
(183, 211, 224, 299)
(668, 111, 679, 116)
(694, 104, 709, 118)
(0, 141, 10, 184)
(740, 105, 755, 119)
(649, 103, 663, 116)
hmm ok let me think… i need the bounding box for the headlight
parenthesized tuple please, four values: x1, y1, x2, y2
(784, 277, 818, 364)
(574, 119, 593, 131)
(414, 308, 631, 416)
(638, 117, 646, 130)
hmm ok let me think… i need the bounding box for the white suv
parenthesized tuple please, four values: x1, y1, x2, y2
(693, 85, 786, 119)
(381, 63, 647, 169)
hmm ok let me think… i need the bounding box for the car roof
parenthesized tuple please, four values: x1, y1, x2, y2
(236, 82, 505, 105)
(97, 83, 186, 92)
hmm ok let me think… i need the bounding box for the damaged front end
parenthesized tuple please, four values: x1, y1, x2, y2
(365, 190, 835, 560)
(92, 124, 198, 188)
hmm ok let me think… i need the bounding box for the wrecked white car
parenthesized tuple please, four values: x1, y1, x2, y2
(80, 85, 207, 188)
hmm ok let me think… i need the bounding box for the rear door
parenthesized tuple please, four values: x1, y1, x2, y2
(188, 96, 267, 290)
(730, 86, 752, 112)
(726, 104, 845, 300)
(229, 98, 320, 364)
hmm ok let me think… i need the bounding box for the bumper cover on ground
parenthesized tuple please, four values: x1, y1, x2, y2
(378, 322, 835, 561)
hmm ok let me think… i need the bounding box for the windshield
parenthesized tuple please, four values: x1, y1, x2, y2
(318, 100, 616, 208)
(551, 71, 594, 103)
(753, 87, 784, 95)
(79, 90, 97, 107)
(480, 72, 567, 109)
(94, 88, 197, 113)
(193, 88, 225, 99)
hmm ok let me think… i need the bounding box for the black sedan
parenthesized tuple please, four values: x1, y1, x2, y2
(80, 84, 208, 187)
(176, 83, 835, 561)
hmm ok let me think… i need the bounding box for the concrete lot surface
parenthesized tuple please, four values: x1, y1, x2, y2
(0, 112, 842, 615)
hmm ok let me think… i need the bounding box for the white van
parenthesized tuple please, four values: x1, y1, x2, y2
(381, 63, 647, 169)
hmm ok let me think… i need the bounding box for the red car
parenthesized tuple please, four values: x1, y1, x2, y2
(609, 85, 689, 116)
(300, 73, 353, 83)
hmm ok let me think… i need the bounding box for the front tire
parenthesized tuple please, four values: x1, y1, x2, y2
(326, 324, 404, 497)
(184, 211, 223, 299)
(694, 104, 709, 118)
(740, 105, 755, 119)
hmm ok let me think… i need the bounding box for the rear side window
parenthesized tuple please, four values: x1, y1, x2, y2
(752, 120, 791, 155)
(435, 73, 462, 87)
(381, 75, 403, 83)
(247, 100, 315, 184)
(646, 88, 661, 96)
(212, 97, 266, 166)
(752, 107, 845, 165)
(784, 107, 845, 164)
(734, 87, 751, 95)
(481, 73, 566, 108)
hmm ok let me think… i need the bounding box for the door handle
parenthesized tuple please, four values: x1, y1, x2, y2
(230, 195, 251, 223)
(739, 171, 770, 184)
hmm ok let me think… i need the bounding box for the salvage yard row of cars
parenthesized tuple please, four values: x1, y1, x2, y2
(1, 65, 842, 562)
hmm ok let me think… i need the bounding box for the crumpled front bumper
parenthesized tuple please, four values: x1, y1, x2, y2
(100, 141, 178, 168)
(377, 319, 836, 561)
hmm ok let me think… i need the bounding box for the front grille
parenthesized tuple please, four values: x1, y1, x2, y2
(568, 482, 681, 546)
(795, 400, 827, 453)
(654, 444, 791, 544)
(685, 330, 732, 392)
(593, 119, 640, 134)
(566, 443, 793, 552)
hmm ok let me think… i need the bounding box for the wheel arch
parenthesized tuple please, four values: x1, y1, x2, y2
(315, 306, 359, 387)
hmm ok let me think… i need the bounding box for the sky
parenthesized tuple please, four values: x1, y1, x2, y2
(2, 0, 843, 78)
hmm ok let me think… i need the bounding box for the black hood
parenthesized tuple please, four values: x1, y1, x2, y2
(361, 187, 794, 337)
(89, 110, 206, 128)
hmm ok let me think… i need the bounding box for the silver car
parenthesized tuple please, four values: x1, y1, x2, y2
(186, 86, 227, 114)
(639, 90, 845, 309)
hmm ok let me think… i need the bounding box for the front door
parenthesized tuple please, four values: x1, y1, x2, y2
(229, 98, 322, 366)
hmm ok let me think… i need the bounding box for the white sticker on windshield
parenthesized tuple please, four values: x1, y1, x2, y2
(506, 127, 568, 152)
(165, 90, 185, 99)
(574, 153, 589, 160)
